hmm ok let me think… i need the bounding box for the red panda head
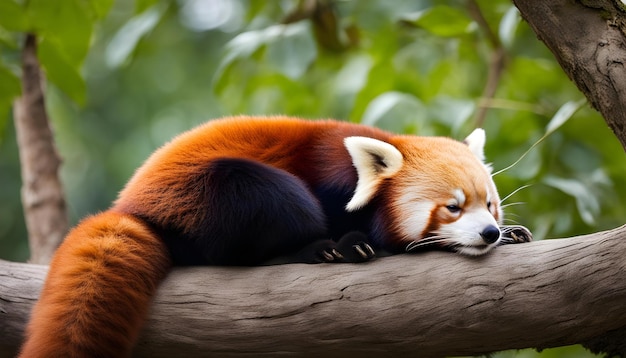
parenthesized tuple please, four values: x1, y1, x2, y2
(344, 129, 502, 256)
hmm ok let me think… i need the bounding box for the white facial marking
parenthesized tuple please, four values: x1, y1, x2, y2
(344, 136, 403, 211)
(395, 193, 433, 241)
(452, 189, 465, 207)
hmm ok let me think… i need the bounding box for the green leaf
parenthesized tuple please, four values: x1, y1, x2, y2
(27, 0, 94, 66)
(0, 27, 19, 48)
(333, 54, 373, 97)
(0, 0, 28, 31)
(0, 99, 10, 139)
(0, 63, 21, 100)
(545, 99, 585, 135)
(214, 22, 317, 92)
(265, 22, 317, 80)
(543, 175, 600, 225)
(498, 6, 520, 48)
(403, 6, 474, 37)
(105, 4, 165, 68)
(38, 37, 86, 104)
(361, 91, 425, 133)
(86, 0, 115, 19)
(135, 0, 160, 14)
(493, 99, 585, 177)
(427, 97, 474, 134)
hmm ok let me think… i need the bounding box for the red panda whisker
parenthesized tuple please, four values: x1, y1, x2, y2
(501, 209, 521, 220)
(498, 236, 518, 244)
(502, 218, 521, 225)
(500, 184, 533, 204)
(500, 202, 525, 210)
(405, 237, 455, 252)
(500, 226, 521, 234)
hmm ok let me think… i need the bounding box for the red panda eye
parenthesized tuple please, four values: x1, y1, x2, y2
(446, 205, 461, 213)
(487, 201, 492, 209)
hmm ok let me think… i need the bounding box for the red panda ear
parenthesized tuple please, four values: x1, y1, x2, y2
(343, 136, 403, 211)
(463, 128, 486, 162)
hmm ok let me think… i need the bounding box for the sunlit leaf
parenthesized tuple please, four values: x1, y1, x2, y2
(499, 6, 520, 48)
(361, 91, 424, 132)
(214, 23, 317, 91)
(0, 100, 10, 140)
(27, 0, 93, 66)
(427, 97, 474, 134)
(349, 59, 396, 122)
(38, 38, 86, 104)
(265, 22, 316, 79)
(333, 55, 373, 96)
(212, 30, 265, 93)
(135, 0, 160, 14)
(403, 6, 474, 37)
(87, 0, 115, 19)
(0, 0, 28, 31)
(493, 99, 585, 177)
(0, 63, 21, 100)
(0, 27, 19, 48)
(543, 175, 600, 225)
(545, 99, 585, 135)
(105, 4, 166, 68)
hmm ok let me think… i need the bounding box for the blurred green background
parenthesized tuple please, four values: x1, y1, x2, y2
(1, 1, 624, 356)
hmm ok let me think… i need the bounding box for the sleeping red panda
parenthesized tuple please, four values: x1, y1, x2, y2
(19, 116, 530, 357)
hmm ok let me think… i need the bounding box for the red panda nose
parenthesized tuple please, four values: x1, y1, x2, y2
(481, 225, 500, 244)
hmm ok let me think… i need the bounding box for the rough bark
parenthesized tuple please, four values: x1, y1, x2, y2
(12, 34, 68, 264)
(1, 226, 625, 358)
(513, 0, 626, 152)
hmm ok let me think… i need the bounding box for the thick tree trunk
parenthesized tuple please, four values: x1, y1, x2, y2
(1, 226, 625, 357)
(513, 0, 626, 152)
(13, 34, 68, 264)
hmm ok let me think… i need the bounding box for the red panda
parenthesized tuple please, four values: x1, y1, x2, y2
(19, 116, 527, 357)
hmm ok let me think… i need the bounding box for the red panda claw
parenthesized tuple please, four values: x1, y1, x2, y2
(353, 245, 368, 259)
(353, 243, 376, 260)
(320, 250, 337, 262)
(498, 225, 533, 245)
(331, 249, 344, 260)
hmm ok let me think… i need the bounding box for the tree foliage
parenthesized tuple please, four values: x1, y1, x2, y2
(0, 0, 624, 356)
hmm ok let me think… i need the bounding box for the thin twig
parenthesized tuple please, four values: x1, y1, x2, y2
(467, 0, 507, 128)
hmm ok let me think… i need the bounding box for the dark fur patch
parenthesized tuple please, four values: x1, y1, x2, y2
(161, 158, 328, 265)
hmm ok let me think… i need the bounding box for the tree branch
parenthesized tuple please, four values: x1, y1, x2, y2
(12, 34, 68, 264)
(2, 226, 625, 357)
(512, 0, 626, 151)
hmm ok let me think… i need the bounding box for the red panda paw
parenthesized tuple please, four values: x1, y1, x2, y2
(498, 225, 533, 245)
(335, 231, 376, 263)
(295, 232, 375, 264)
(294, 239, 345, 263)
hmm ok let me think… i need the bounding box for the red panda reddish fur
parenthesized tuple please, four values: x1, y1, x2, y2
(20, 116, 505, 357)
(20, 212, 170, 357)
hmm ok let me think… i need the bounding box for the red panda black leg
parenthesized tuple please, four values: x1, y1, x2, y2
(293, 239, 345, 263)
(498, 225, 533, 245)
(294, 231, 375, 263)
(335, 231, 376, 262)
(173, 158, 329, 265)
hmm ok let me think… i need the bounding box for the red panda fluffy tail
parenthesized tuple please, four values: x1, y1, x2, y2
(19, 211, 171, 358)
